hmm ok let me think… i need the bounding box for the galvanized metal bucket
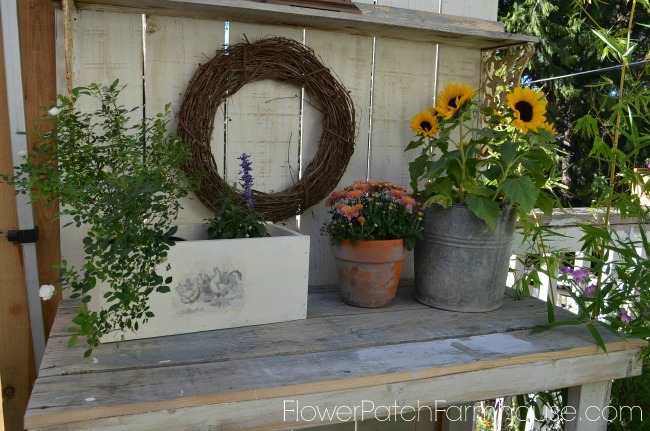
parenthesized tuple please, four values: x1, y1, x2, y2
(414, 203, 517, 312)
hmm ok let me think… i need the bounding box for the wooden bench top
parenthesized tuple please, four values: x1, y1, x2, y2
(25, 286, 644, 430)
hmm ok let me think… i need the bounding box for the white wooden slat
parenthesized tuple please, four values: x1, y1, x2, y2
(441, 0, 498, 21)
(225, 24, 302, 208)
(369, 36, 436, 280)
(565, 381, 613, 431)
(144, 15, 226, 224)
(300, 30, 373, 286)
(378, 0, 439, 12)
(61, 10, 144, 297)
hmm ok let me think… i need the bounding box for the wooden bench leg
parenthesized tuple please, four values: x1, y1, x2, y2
(565, 381, 612, 431)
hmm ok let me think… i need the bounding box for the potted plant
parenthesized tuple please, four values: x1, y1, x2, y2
(3, 81, 193, 355)
(406, 82, 560, 312)
(4, 82, 310, 354)
(322, 180, 424, 308)
(148, 153, 309, 343)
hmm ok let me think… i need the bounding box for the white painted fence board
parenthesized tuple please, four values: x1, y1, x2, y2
(378, 0, 439, 13)
(441, 0, 498, 21)
(225, 23, 302, 201)
(61, 10, 144, 297)
(301, 30, 373, 285)
(369, 36, 436, 280)
(144, 15, 226, 224)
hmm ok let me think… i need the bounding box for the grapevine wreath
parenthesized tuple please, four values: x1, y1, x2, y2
(177, 36, 356, 222)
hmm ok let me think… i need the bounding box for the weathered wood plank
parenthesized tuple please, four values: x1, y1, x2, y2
(40, 289, 553, 377)
(25, 336, 643, 429)
(144, 15, 226, 224)
(72, 0, 537, 49)
(300, 29, 373, 285)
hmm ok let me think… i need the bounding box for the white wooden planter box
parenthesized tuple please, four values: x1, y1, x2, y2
(92, 224, 310, 342)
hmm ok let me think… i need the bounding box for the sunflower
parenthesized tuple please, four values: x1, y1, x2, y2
(540, 121, 557, 136)
(410, 110, 439, 137)
(435, 82, 475, 119)
(506, 87, 548, 134)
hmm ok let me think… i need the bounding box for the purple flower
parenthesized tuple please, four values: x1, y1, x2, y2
(584, 284, 597, 299)
(560, 266, 573, 275)
(619, 309, 632, 325)
(571, 268, 590, 285)
(646, 160, 650, 169)
(238, 153, 255, 208)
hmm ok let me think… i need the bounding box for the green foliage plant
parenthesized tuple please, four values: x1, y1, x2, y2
(321, 180, 424, 251)
(406, 81, 561, 229)
(530, 0, 650, 349)
(2, 81, 192, 356)
(508, 1, 650, 429)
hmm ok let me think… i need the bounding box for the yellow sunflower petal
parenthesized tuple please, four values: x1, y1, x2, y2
(435, 82, 476, 120)
(506, 86, 547, 134)
(411, 110, 439, 137)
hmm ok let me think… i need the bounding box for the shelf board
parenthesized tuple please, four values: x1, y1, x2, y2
(73, 0, 538, 49)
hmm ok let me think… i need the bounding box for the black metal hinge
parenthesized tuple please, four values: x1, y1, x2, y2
(0, 227, 39, 244)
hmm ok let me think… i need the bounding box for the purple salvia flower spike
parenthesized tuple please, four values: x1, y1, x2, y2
(237, 153, 255, 209)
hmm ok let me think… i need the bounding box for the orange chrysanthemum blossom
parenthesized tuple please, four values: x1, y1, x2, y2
(506, 87, 548, 134)
(346, 189, 365, 200)
(410, 110, 439, 137)
(401, 196, 416, 208)
(435, 82, 476, 120)
(338, 205, 360, 221)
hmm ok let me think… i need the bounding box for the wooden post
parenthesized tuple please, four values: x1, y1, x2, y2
(0, 14, 35, 430)
(565, 381, 613, 431)
(18, 0, 60, 340)
(0, 0, 57, 429)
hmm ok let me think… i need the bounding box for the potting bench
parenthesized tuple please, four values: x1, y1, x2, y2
(25, 286, 644, 431)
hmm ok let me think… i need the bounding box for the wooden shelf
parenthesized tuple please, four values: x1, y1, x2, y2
(73, 0, 538, 49)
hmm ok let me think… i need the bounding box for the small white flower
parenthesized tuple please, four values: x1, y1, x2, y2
(48, 106, 62, 116)
(17, 150, 27, 159)
(39, 284, 56, 301)
(102, 165, 113, 174)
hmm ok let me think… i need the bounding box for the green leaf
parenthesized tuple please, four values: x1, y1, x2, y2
(575, 114, 599, 139)
(405, 139, 421, 152)
(535, 191, 556, 216)
(501, 176, 539, 213)
(546, 299, 555, 323)
(423, 194, 453, 208)
(429, 177, 453, 196)
(156, 285, 171, 293)
(68, 335, 78, 348)
(498, 141, 518, 165)
(426, 157, 447, 180)
(586, 323, 607, 353)
(592, 29, 625, 58)
(465, 195, 500, 229)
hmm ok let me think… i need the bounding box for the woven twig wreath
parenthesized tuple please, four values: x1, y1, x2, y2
(177, 36, 356, 222)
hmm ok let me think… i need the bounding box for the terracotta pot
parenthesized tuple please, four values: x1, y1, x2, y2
(331, 239, 409, 308)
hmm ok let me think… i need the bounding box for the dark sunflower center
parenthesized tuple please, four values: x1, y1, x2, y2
(514, 101, 534, 122)
(448, 97, 458, 109)
(420, 121, 432, 131)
